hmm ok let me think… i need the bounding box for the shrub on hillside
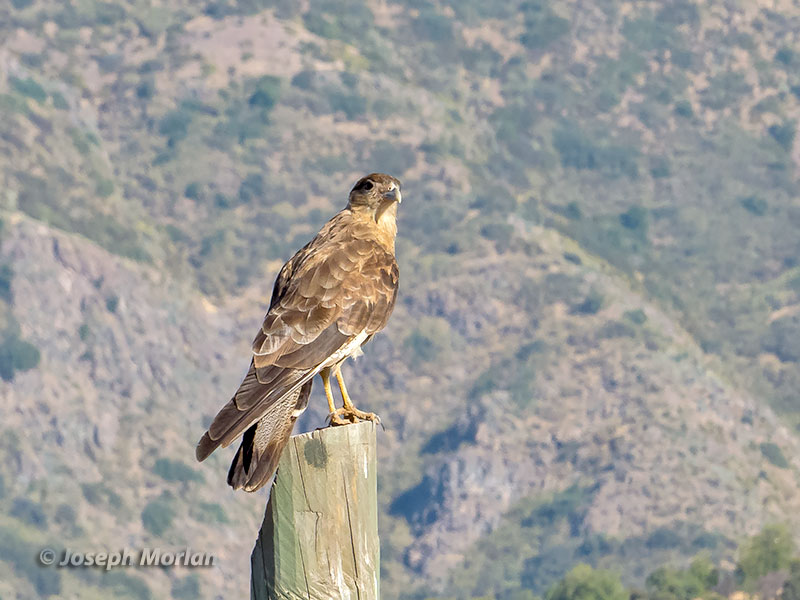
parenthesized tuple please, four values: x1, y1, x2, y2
(624, 309, 647, 325)
(328, 90, 367, 119)
(781, 561, 800, 600)
(81, 482, 122, 507)
(650, 157, 671, 178)
(553, 123, 639, 178)
(597, 320, 636, 339)
(768, 122, 796, 152)
(184, 181, 202, 200)
(480, 221, 514, 244)
(248, 75, 281, 110)
(674, 100, 694, 117)
(622, 15, 680, 51)
(759, 442, 789, 469)
(736, 524, 795, 587)
(471, 189, 517, 214)
(572, 290, 604, 315)
(0, 335, 41, 381)
(404, 317, 454, 368)
(153, 458, 204, 483)
(158, 108, 192, 143)
(519, 1, 570, 50)
(141, 496, 176, 536)
(763, 315, 800, 362)
(370, 141, 416, 175)
(10, 76, 47, 103)
(702, 72, 751, 110)
(54, 503, 77, 528)
(619, 206, 649, 238)
(414, 9, 454, 44)
(0, 264, 13, 302)
(301, 1, 373, 42)
(172, 575, 200, 600)
(546, 564, 627, 600)
(656, 0, 700, 26)
(105, 295, 119, 313)
(103, 572, 151, 600)
(238, 173, 266, 204)
(0, 525, 61, 596)
(10, 497, 47, 529)
(740, 196, 768, 216)
(194, 502, 228, 524)
(645, 556, 719, 600)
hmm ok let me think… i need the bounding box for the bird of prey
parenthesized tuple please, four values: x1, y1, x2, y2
(196, 173, 401, 492)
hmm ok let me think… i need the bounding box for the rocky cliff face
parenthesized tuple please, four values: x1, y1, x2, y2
(2, 216, 279, 598)
(375, 229, 800, 591)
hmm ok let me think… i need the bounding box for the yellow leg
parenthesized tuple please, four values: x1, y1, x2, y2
(332, 364, 381, 425)
(321, 368, 336, 414)
(334, 364, 355, 410)
(322, 367, 349, 426)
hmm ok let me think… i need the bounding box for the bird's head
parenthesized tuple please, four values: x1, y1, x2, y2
(348, 173, 402, 222)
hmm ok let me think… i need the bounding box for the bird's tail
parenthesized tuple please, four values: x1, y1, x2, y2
(226, 380, 312, 492)
(196, 360, 318, 463)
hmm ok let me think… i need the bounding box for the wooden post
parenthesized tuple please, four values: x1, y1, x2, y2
(250, 421, 379, 600)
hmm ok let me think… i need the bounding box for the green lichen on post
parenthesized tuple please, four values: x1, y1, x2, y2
(251, 421, 379, 600)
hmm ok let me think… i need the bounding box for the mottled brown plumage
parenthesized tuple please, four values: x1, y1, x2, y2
(196, 173, 401, 491)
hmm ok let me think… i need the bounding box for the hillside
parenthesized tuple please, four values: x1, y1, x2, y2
(1, 0, 799, 598)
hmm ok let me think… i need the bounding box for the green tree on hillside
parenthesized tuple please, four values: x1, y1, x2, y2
(546, 564, 628, 600)
(781, 560, 800, 600)
(736, 524, 795, 587)
(0, 334, 41, 381)
(645, 556, 719, 600)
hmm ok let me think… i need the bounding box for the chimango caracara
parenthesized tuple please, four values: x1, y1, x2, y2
(196, 173, 401, 491)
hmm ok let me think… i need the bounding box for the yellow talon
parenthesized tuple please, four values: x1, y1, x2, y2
(332, 365, 381, 425)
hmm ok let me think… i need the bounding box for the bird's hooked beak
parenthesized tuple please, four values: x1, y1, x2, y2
(383, 184, 401, 204)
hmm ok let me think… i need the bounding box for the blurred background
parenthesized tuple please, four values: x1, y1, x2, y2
(1, 0, 799, 598)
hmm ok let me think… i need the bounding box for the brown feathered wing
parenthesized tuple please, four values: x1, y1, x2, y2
(196, 211, 399, 491)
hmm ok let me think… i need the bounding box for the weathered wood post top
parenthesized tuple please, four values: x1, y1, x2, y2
(251, 420, 379, 600)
